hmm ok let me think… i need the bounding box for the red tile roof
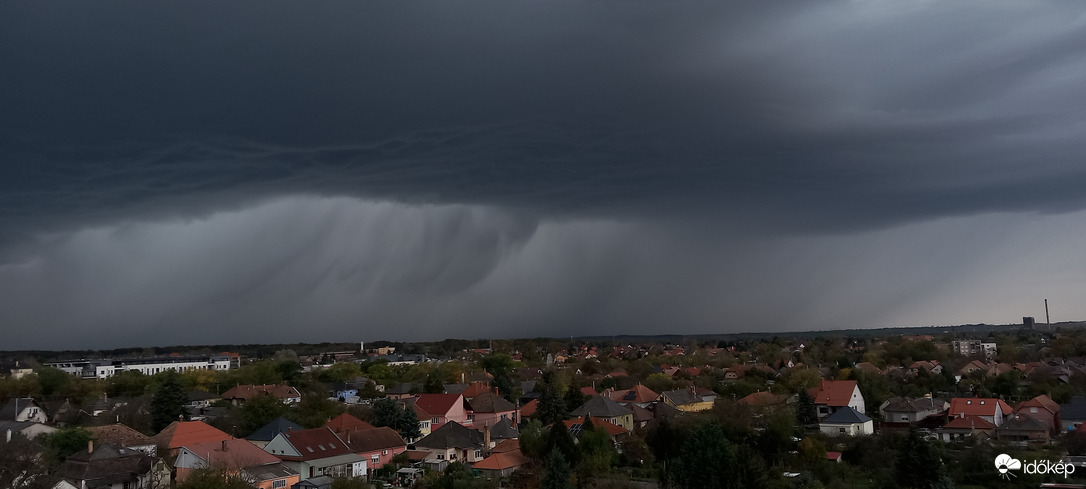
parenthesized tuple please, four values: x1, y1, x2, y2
(473, 449, 531, 470)
(948, 398, 1012, 417)
(325, 413, 375, 435)
(1017, 394, 1060, 415)
(154, 421, 232, 449)
(460, 383, 492, 399)
(580, 386, 598, 397)
(277, 427, 353, 462)
(414, 394, 464, 417)
(738, 391, 789, 407)
(943, 414, 996, 430)
(519, 399, 538, 418)
(607, 385, 659, 404)
(490, 438, 520, 454)
(183, 438, 279, 468)
(807, 380, 858, 407)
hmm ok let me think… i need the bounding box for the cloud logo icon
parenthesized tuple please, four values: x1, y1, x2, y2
(995, 453, 1021, 479)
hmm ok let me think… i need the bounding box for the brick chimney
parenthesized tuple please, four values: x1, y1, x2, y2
(88, 440, 94, 453)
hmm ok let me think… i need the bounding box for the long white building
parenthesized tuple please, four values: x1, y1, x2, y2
(46, 355, 237, 379)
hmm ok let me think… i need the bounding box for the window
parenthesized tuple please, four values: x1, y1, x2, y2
(432, 417, 439, 424)
(382, 450, 388, 455)
(474, 450, 482, 459)
(372, 455, 379, 464)
(329, 443, 336, 449)
(272, 480, 287, 488)
(838, 428, 845, 434)
(307, 447, 314, 453)
(467, 414, 475, 422)
(437, 454, 444, 460)
(900, 416, 908, 422)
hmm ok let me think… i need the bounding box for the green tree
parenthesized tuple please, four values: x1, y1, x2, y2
(287, 394, 343, 428)
(535, 372, 567, 426)
(239, 394, 289, 436)
(371, 398, 421, 440)
(0, 432, 58, 489)
(518, 419, 547, 459)
(35, 367, 72, 398)
(541, 448, 573, 489)
(796, 389, 818, 426)
(675, 423, 738, 489)
(424, 371, 444, 394)
(576, 417, 617, 485)
(151, 371, 188, 433)
(896, 429, 954, 489)
(41, 427, 94, 463)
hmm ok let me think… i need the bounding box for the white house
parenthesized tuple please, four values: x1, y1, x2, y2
(0, 398, 48, 423)
(819, 407, 874, 436)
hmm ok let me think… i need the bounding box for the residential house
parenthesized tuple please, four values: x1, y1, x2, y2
(1015, 394, 1061, 435)
(939, 414, 996, 442)
(518, 399, 538, 420)
(947, 398, 1013, 427)
(659, 387, 716, 413)
(152, 420, 233, 458)
(570, 396, 634, 430)
(1060, 396, 1086, 431)
(958, 360, 989, 377)
(343, 427, 407, 470)
(563, 417, 629, 439)
(908, 361, 943, 375)
(808, 380, 865, 419)
(854, 362, 883, 375)
(413, 393, 471, 430)
(187, 390, 220, 409)
(0, 420, 57, 440)
(384, 383, 417, 400)
(607, 385, 659, 408)
(86, 424, 156, 456)
(468, 392, 518, 427)
(176, 438, 299, 488)
(739, 391, 790, 409)
(473, 449, 532, 479)
(623, 403, 654, 429)
(879, 397, 948, 424)
(818, 407, 873, 436)
(59, 443, 169, 489)
(0, 398, 48, 423)
(264, 427, 367, 481)
(460, 382, 492, 400)
(996, 413, 1051, 444)
(324, 413, 375, 438)
(247, 417, 304, 449)
(221, 384, 302, 405)
(413, 421, 487, 471)
(486, 418, 519, 446)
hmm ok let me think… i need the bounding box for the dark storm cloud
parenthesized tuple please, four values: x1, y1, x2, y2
(4, 0, 1086, 243)
(3, 1, 1086, 348)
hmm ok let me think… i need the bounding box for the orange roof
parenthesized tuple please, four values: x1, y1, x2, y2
(944, 414, 996, 430)
(580, 386, 598, 397)
(948, 398, 1012, 417)
(519, 399, 538, 418)
(807, 380, 858, 407)
(183, 438, 279, 468)
(738, 391, 788, 407)
(325, 413, 375, 435)
(154, 421, 232, 449)
(490, 438, 520, 454)
(563, 417, 628, 437)
(473, 449, 531, 470)
(608, 385, 659, 404)
(460, 382, 492, 399)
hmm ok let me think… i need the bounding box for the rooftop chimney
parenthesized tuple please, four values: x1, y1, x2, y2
(88, 440, 94, 453)
(222, 440, 227, 451)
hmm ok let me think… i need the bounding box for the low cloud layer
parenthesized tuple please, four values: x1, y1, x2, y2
(2, 196, 1081, 349)
(2, 1, 1084, 347)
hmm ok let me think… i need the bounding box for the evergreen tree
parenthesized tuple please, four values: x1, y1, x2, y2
(238, 394, 288, 436)
(151, 371, 188, 433)
(545, 421, 580, 467)
(424, 371, 444, 394)
(796, 389, 818, 426)
(41, 427, 95, 463)
(372, 398, 421, 440)
(541, 448, 572, 489)
(676, 423, 739, 489)
(896, 429, 955, 489)
(536, 372, 567, 426)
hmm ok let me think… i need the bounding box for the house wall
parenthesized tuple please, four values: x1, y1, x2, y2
(359, 446, 407, 469)
(255, 474, 301, 489)
(471, 410, 515, 428)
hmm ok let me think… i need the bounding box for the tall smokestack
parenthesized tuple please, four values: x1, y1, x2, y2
(1046, 299, 1051, 327)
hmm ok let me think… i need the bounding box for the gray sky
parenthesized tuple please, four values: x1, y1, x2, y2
(2, 1, 1086, 349)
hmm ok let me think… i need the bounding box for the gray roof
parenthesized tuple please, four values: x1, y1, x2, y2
(821, 407, 872, 424)
(883, 397, 945, 413)
(415, 421, 484, 450)
(246, 417, 303, 441)
(0, 398, 39, 420)
(1061, 397, 1086, 421)
(488, 418, 519, 440)
(469, 392, 516, 413)
(570, 396, 632, 418)
(999, 414, 1048, 432)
